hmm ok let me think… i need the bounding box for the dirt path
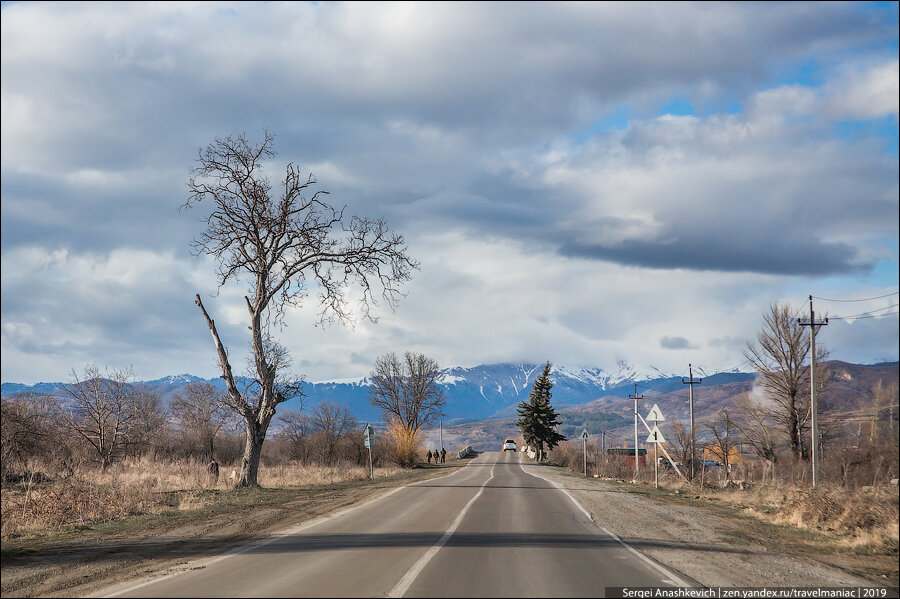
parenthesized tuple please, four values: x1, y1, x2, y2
(1, 466, 458, 598)
(523, 462, 894, 589)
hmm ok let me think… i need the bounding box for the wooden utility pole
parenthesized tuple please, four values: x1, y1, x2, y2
(799, 295, 828, 487)
(682, 364, 702, 480)
(629, 385, 643, 479)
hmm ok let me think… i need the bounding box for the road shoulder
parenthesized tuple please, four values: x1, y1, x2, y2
(521, 462, 887, 589)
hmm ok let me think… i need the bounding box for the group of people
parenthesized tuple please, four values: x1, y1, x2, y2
(426, 448, 446, 464)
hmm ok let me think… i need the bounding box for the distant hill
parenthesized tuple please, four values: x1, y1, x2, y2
(3, 361, 895, 433)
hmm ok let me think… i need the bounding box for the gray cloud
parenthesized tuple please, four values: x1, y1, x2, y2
(659, 336, 698, 350)
(1, 2, 897, 383)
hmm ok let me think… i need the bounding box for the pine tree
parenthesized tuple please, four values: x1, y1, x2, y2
(516, 362, 566, 461)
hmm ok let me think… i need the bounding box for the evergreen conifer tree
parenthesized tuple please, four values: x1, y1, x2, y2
(516, 362, 566, 461)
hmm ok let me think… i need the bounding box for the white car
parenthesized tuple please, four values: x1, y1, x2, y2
(502, 439, 517, 452)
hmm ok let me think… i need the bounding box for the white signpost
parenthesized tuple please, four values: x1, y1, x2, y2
(644, 405, 665, 489)
(363, 423, 375, 480)
(580, 429, 589, 477)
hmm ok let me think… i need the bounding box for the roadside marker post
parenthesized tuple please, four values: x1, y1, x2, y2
(580, 429, 589, 477)
(629, 385, 644, 480)
(364, 423, 375, 480)
(644, 405, 665, 489)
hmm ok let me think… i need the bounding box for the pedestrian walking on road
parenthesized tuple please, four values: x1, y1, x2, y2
(426, 449, 432, 464)
(440, 448, 446, 463)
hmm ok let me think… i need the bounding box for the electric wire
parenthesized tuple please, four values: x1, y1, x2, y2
(829, 304, 899, 320)
(811, 291, 899, 303)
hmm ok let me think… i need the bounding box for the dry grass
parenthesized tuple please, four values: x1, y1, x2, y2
(716, 483, 899, 553)
(0, 457, 405, 538)
(384, 419, 422, 468)
(550, 442, 899, 554)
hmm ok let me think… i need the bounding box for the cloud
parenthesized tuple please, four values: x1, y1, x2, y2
(659, 336, 699, 350)
(1, 2, 897, 384)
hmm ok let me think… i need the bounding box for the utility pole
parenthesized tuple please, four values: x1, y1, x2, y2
(682, 364, 702, 480)
(440, 419, 443, 453)
(799, 295, 828, 488)
(629, 385, 644, 479)
(601, 430, 606, 452)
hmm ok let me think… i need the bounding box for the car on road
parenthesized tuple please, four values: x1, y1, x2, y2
(502, 439, 517, 452)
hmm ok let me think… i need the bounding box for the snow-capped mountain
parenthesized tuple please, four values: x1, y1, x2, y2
(1, 361, 738, 423)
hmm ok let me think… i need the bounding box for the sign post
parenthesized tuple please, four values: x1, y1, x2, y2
(645, 404, 666, 489)
(580, 429, 589, 477)
(363, 423, 375, 480)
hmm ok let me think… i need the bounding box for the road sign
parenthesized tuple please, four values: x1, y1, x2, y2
(645, 424, 666, 444)
(580, 429, 589, 440)
(363, 423, 375, 480)
(645, 404, 665, 422)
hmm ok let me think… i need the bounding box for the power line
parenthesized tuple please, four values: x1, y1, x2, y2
(811, 291, 899, 303)
(830, 304, 899, 320)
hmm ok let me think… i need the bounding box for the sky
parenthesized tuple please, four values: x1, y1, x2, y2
(2, 1, 898, 385)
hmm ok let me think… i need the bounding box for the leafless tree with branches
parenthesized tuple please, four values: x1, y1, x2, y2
(368, 352, 446, 437)
(744, 302, 828, 462)
(666, 421, 693, 474)
(127, 385, 168, 459)
(705, 408, 740, 480)
(1, 393, 64, 480)
(170, 382, 234, 461)
(186, 131, 418, 486)
(732, 392, 778, 483)
(310, 401, 357, 466)
(62, 365, 138, 469)
(275, 409, 313, 463)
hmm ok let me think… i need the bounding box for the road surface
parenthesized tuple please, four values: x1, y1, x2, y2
(105, 451, 689, 597)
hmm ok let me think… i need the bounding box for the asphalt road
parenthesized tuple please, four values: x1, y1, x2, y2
(106, 452, 689, 598)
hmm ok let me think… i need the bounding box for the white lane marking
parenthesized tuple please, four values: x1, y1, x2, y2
(521, 464, 692, 588)
(388, 460, 498, 598)
(98, 463, 477, 598)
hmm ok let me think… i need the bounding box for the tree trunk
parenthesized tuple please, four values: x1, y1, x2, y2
(238, 422, 264, 487)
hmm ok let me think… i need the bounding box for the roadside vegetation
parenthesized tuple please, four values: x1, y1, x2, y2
(532, 302, 899, 585)
(1, 366, 451, 541)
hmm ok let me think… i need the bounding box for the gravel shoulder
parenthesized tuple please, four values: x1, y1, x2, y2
(522, 461, 893, 589)
(0, 465, 461, 598)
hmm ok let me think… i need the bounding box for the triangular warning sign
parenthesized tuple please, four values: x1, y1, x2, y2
(645, 404, 665, 422)
(645, 424, 666, 444)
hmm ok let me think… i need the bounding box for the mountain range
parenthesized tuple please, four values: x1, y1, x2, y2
(3, 361, 895, 430)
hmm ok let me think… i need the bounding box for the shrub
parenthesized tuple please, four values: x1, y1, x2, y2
(385, 420, 422, 468)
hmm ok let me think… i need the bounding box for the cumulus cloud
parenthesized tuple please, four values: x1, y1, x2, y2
(1, 2, 897, 383)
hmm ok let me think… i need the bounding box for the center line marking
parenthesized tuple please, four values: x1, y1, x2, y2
(388, 459, 497, 598)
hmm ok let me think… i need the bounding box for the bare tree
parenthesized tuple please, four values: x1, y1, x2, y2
(310, 401, 357, 465)
(171, 382, 233, 461)
(275, 409, 312, 462)
(732, 393, 778, 483)
(869, 380, 899, 444)
(1, 393, 63, 479)
(744, 302, 827, 462)
(369, 352, 446, 436)
(186, 132, 417, 486)
(667, 421, 693, 473)
(705, 409, 740, 480)
(127, 385, 168, 458)
(63, 365, 138, 469)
